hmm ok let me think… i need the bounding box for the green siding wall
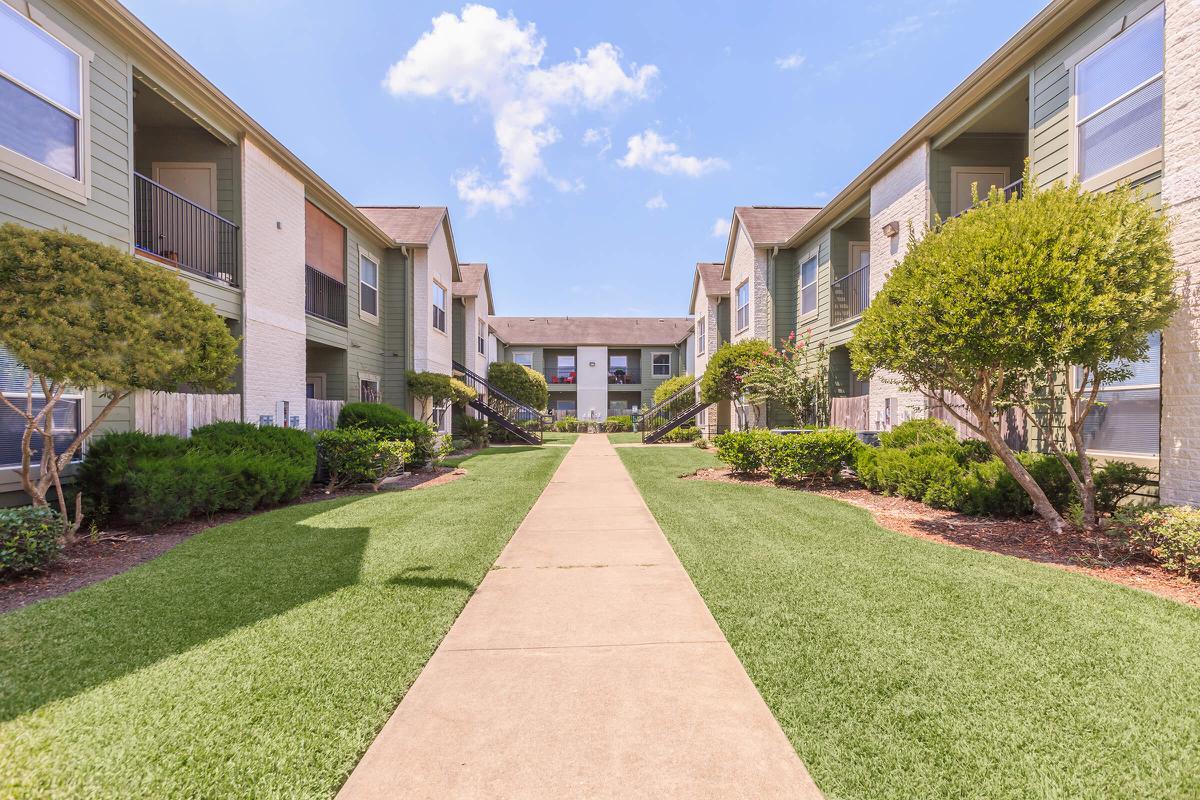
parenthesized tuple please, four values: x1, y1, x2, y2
(452, 299, 467, 366)
(381, 248, 409, 411)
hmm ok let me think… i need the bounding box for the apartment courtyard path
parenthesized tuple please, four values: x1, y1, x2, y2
(337, 435, 823, 799)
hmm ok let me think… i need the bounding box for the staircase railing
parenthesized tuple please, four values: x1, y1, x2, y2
(453, 361, 545, 444)
(634, 376, 706, 443)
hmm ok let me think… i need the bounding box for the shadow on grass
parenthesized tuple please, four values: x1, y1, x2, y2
(0, 496, 372, 723)
(466, 446, 542, 458)
(388, 566, 475, 593)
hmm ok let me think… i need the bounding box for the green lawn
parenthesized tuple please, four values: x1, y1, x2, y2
(541, 431, 579, 445)
(618, 445, 1200, 800)
(606, 431, 642, 444)
(0, 445, 566, 799)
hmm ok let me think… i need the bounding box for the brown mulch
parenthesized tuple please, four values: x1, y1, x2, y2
(0, 467, 466, 615)
(686, 466, 1200, 608)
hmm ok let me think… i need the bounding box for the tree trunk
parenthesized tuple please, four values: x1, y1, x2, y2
(972, 402, 1065, 532)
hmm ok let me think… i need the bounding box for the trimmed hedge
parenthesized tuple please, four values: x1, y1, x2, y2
(714, 429, 859, 481)
(0, 506, 62, 578)
(80, 423, 317, 530)
(315, 429, 414, 491)
(337, 402, 435, 465)
(660, 425, 701, 443)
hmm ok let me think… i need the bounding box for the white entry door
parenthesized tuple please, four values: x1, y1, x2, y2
(153, 162, 217, 210)
(950, 166, 1010, 216)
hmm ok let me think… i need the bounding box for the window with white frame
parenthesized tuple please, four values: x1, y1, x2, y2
(697, 316, 706, 355)
(477, 318, 487, 355)
(0, 346, 82, 468)
(1075, 4, 1164, 184)
(652, 352, 671, 378)
(800, 255, 818, 316)
(0, 4, 85, 186)
(359, 252, 378, 318)
(512, 351, 533, 368)
(359, 376, 380, 403)
(1075, 331, 1160, 456)
(735, 280, 750, 332)
(432, 282, 447, 332)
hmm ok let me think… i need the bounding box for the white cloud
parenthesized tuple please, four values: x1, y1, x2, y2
(711, 217, 730, 238)
(582, 127, 612, 156)
(645, 192, 668, 210)
(618, 130, 728, 178)
(384, 5, 657, 211)
(775, 52, 805, 70)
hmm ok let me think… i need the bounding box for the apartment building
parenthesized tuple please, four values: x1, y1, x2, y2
(0, 0, 465, 500)
(689, 263, 730, 438)
(489, 318, 693, 421)
(692, 0, 1199, 503)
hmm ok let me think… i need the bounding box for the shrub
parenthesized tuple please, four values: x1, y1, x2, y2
(758, 428, 860, 483)
(1111, 506, 1200, 578)
(315, 429, 415, 491)
(553, 416, 580, 433)
(78, 431, 189, 524)
(700, 340, 775, 405)
(605, 415, 633, 433)
(878, 418, 959, 450)
(460, 416, 489, 449)
(855, 444, 964, 506)
(653, 374, 695, 406)
(487, 362, 548, 410)
(337, 402, 435, 465)
(660, 425, 701, 443)
(957, 437, 995, 464)
(189, 421, 316, 500)
(0, 506, 63, 578)
(1094, 461, 1152, 515)
(712, 429, 775, 473)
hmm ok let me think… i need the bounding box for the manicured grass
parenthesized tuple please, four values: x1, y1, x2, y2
(618, 446, 1200, 800)
(0, 445, 566, 799)
(541, 431, 579, 445)
(606, 431, 642, 444)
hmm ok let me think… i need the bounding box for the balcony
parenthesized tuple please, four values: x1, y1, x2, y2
(546, 367, 577, 385)
(305, 265, 347, 326)
(134, 172, 239, 286)
(609, 369, 641, 385)
(947, 178, 1024, 221)
(830, 264, 870, 326)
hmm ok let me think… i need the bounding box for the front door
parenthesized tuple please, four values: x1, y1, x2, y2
(950, 166, 1010, 216)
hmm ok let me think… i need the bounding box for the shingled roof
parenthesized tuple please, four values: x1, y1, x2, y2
(734, 206, 822, 246)
(356, 206, 447, 246)
(489, 317, 693, 347)
(696, 262, 729, 296)
(453, 263, 494, 314)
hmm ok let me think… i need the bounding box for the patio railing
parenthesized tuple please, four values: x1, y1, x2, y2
(134, 172, 239, 285)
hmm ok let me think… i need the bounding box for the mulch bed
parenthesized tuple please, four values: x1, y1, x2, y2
(0, 467, 466, 615)
(686, 466, 1200, 608)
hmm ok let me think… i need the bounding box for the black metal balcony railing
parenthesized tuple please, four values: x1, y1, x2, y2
(609, 369, 640, 384)
(305, 265, 348, 326)
(830, 264, 870, 326)
(134, 172, 239, 286)
(546, 366, 577, 384)
(948, 177, 1024, 221)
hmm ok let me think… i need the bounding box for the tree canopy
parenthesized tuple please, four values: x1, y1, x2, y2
(699, 339, 775, 405)
(486, 362, 548, 411)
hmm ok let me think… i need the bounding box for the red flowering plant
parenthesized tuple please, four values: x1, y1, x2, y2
(740, 330, 829, 427)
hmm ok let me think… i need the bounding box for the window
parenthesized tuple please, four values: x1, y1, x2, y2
(696, 317, 706, 355)
(512, 351, 533, 368)
(0, 4, 84, 187)
(735, 280, 750, 332)
(359, 253, 378, 318)
(359, 377, 380, 403)
(432, 282, 447, 332)
(1075, 332, 1160, 455)
(652, 353, 671, 378)
(1075, 5, 1164, 184)
(554, 398, 576, 416)
(478, 319, 487, 355)
(800, 256, 818, 316)
(0, 346, 81, 468)
(432, 401, 450, 432)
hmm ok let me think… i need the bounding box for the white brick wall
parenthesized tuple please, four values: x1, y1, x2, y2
(868, 143, 931, 430)
(412, 217, 454, 383)
(728, 224, 771, 343)
(240, 139, 307, 430)
(693, 295, 724, 438)
(1160, 0, 1200, 505)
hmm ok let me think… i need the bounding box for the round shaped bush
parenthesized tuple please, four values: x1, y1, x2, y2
(0, 506, 63, 578)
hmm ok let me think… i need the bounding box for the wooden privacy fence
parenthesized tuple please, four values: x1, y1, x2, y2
(927, 393, 1028, 450)
(830, 395, 870, 430)
(134, 392, 241, 438)
(307, 399, 344, 431)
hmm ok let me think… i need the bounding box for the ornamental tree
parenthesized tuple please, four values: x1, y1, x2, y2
(0, 223, 240, 538)
(486, 362, 548, 410)
(741, 331, 829, 427)
(652, 374, 695, 406)
(850, 175, 1176, 531)
(406, 371, 477, 422)
(700, 339, 776, 427)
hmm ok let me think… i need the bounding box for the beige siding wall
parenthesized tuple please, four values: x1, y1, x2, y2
(412, 220, 454, 386)
(728, 226, 770, 342)
(1159, 0, 1200, 504)
(240, 139, 307, 428)
(868, 143, 931, 429)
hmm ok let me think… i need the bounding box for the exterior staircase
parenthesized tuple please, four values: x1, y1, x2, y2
(636, 377, 710, 443)
(453, 361, 547, 445)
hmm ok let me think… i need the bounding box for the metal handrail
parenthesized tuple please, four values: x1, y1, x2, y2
(133, 171, 240, 286)
(453, 361, 546, 443)
(830, 264, 870, 326)
(634, 376, 704, 442)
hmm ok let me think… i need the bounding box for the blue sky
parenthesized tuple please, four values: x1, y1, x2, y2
(123, 0, 1046, 317)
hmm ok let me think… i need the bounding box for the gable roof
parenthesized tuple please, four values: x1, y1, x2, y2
(689, 262, 729, 314)
(722, 206, 822, 279)
(453, 263, 495, 315)
(356, 206, 448, 246)
(490, 317, 693, 347)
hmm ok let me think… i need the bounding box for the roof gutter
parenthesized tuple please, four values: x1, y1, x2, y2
(781, 0, 1092, 250)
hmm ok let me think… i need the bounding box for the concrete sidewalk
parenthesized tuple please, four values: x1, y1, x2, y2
(337, 436, 822, 799)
